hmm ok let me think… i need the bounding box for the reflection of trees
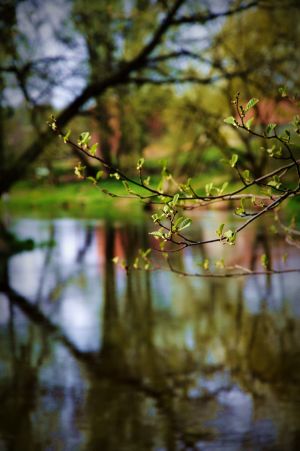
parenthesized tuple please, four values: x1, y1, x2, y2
(0, 225, 46, 450)
(0, 304, 40, 451)
(0, 220, 96, 450)
(0, 221, 300, 449)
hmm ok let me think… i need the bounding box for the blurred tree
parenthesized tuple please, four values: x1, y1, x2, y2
(165, 1, 300, 178)
(0, 0, 262, 192)
(215, 1, 300, 176)
(0, 0, 18, 172)
(3, 0, 299, 192)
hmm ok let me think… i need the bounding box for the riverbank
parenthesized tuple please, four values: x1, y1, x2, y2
(1, 179, 299, 224)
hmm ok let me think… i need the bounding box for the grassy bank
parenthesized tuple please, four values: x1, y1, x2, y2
(2, 177, 299, 225)
(1, 180, 145, 222)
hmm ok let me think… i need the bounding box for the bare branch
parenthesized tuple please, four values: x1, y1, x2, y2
(171, 1, 258, 25)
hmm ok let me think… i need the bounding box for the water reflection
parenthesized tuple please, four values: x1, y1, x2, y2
(0, 215, 300, 450)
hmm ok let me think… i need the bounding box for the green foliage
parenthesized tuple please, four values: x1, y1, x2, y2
(47, 86, 300, 276)
(245, 117, 254, 129)
(63, 129, 71, 143)
(89, 143, 98, 156)
(242, 170, 253, 184)
(245, 98, 259, 112)
(74, 162, 86, 179)
(216, 223, 225, 238)
(224, 116, 237, 126)
(261, 253, 269, 269)
(3, 182, 144, 221)
(201, 259, 210, 271)
(205, 182, 214, 196)
(229, 154, 239, 168)
(293, 116, 300, 134)
(279, 86, 288, 97)
(110, 172, 121, 180)
(87, 176, 97, 185)
(173, 217, 192, 232)
(224, 229, 237, 245)
(137, 158, 144, 171)
(96, 170, 104, 180)
(235, 198, 246, 216)
(205, 182, 228, 196)
(78, 132, 91, 148)
(268, 175, 282, 190)
(266, 123, 277, 135)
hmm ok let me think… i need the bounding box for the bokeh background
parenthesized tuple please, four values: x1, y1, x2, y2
(1, 1, 300, 450)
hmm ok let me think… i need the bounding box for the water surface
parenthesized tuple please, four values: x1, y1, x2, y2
(0, 214, 300, 450)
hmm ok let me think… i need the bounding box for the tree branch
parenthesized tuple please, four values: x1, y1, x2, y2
(171, 1, 258, 25)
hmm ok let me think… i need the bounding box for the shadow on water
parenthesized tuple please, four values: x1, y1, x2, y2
(0, 215, 300, 450)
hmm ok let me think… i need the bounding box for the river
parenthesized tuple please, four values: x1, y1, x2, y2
(0, 213, 299, 450)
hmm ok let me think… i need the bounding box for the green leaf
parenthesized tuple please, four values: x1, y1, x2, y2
(78, 131, 91, 147)
(74, 163, 85, 179)
(224, 116, 237, 126)
(160, 242, 167, 252)
(137, 158, 144, 170)
(90, 143, 98, 156)
(260, 254, 269, 269)
(215, 258, 225, 269)
(170, 193, 179, 207)
(279, 86, 288, 97)
(245, 97, 259, 112)
(266, 123, 277, 135)
(163, 204, 171, 215)
(175, 217, 192, 232)
(152, 212, 164, 223)
(245, 117, 254, 129)
(96, 170, 104, 180)
(235, 207, 244, 216)
(235, 198, 246, 215)
(293, 115, 300, 134)
(216, 223, 225, 238)
(47, 115, 57, 130)
(266, 145, 276, 157)
(202, 259, 209, 271)
(87, 176, 96, 184)
(242, 169, 253, 184)
(229, 154, 238, 168)
(218, 182, 228, 195)
(110, 172, 120, 180)
(141, 248, 151, 258)
(143, 176, 151, 186)
(133, 257, 139, 269)
(149, 230, 165, 239)
(205, 182, 214, 196)
(260, 186, 273, 197)
(224, 229, 237, 245)
(63, 129, 71, 143)
(268, 175, 281, 189)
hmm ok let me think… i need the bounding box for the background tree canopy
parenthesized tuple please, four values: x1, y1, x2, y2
(0, 0, 299, 194)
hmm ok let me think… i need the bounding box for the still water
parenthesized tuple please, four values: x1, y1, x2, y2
(0, 213, 300, 451)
